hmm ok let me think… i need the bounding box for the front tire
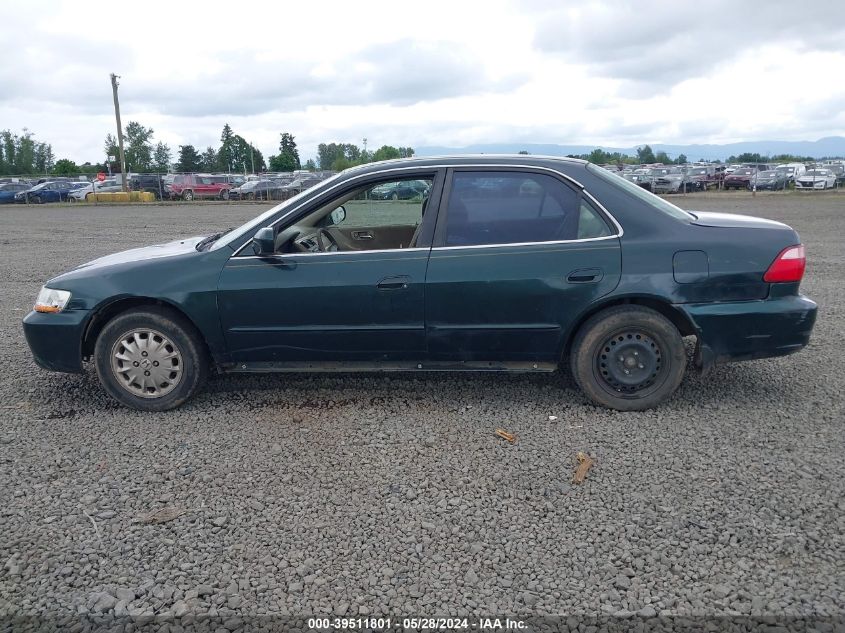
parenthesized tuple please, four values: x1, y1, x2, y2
(569, 305, 686, 411)
(94, 307, 209, 411)
(220, 189, 230, 200)
(182, 190, 194, 201)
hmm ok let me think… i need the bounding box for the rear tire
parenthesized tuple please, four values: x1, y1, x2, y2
(569, 305, 686, 411)
(94, 307, 209, 411)
(220, 189, 230, 200)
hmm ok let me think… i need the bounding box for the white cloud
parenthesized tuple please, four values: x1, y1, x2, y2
(1, 0, 844, 163)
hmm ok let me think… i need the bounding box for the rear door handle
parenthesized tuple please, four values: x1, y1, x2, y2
(353, 231, 373, 240)
(377, 275, 410, 290)
(567, 268, 603, 283)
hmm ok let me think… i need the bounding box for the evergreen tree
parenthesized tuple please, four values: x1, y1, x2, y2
(176, 145, 201, 172)
(218, 123, 235, 171)
(269, 132, 301, 172)
(153, 142, 172, 173)
(123, 121, 155, 172)
(199, 146, 217, 171)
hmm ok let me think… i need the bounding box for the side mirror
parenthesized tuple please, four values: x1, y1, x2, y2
(251, 227, 275, 256)
(329, 205, 346, 226)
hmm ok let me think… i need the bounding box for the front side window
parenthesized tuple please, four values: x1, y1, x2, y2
(443, 171, 606, 246)
(274, 176, 435, 254)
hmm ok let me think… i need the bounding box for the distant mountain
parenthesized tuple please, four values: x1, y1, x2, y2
(415, 137, 845, 161)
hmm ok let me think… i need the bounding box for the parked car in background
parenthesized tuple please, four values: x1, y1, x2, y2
(0, 182, 31, 203)
(130, 175, 167, 199)
(775, 163, 806, 184)
(827, 163, 845, 186)
(623, 168, 655, 191)
(795, 169, 837, 190)
(751, 170, 789, 191)
(68, 180, 123, 201)
(369, 179, 431, 200)
(168, 174, 233, 200)
(22, 156, 816, 413)
(23, 181, 87, 203)
(723, 167, 757, 190)
(230, 179, 286, 201)
(280, 176, 322, 194)
(685, 166, 717, 190)
(650, 168, 695, 194)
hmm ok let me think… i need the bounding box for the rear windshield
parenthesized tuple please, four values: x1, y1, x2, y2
(586, 163, 693, 221)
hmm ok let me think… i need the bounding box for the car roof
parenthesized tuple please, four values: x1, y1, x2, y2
(342, 154, 589, 177)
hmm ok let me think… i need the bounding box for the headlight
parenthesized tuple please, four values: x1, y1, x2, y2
(34, 287, 71, 313)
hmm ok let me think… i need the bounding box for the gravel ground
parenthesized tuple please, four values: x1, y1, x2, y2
(0, 193, 843, 630)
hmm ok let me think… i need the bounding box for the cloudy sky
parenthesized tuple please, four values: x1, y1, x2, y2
(2, 0, 844, 163)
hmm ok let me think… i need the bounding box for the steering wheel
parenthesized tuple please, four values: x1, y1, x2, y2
(317, 228, 339, 252)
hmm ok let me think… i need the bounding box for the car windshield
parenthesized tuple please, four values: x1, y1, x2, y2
(210, 171, 345, 251)
(734, 169, 755, 175)
(586, 163, 693, 221)
(689, 168, 708, 175)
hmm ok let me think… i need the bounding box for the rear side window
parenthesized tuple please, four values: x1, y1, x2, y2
(444, 171, 607, 246)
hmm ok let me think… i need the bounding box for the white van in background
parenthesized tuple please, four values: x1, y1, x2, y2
(775, 163, 807, 183)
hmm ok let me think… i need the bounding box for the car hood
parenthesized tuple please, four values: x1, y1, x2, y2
(67, 236, 206, 273)
(687, 211, 789, 230)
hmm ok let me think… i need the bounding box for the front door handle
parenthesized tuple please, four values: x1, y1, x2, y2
(567, 268, 603, 283)
(377, 275, 410, 290)
(353, 231, 374, 240)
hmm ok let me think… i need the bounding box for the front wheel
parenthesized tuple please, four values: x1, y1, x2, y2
(94, 307, 209, 411)
(220, 189, 230, 200)
(569, 305, 686, 411)
(182, 190, 194, 201)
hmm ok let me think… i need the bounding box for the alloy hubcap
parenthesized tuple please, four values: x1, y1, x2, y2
(111, 329, 183, 398)
(596, 331, 662, 394)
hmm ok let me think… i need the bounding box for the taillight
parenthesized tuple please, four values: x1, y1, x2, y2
(764, 244, 806, 282)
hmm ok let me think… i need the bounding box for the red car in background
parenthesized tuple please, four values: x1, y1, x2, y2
(168, 174, 233, 200)
(723, 167, 757, 190)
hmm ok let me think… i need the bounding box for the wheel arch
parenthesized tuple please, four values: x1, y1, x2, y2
(81, 296, 214, 363)
(561, 294, 698, 360)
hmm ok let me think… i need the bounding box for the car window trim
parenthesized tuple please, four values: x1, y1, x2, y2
(430, 167, 623, 250)
(224, 163, 599, 255)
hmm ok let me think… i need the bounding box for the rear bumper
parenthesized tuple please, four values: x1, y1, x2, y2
(679, 293, 817, 369)
(22, 310, 89, 373)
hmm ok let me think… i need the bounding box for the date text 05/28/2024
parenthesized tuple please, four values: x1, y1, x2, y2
(307, 617, 527, 630)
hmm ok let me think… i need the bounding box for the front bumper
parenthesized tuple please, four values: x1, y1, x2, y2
(22, 309, 90, 373)
(680, 292, 817, 370)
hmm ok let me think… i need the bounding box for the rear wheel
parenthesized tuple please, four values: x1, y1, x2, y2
(569, 305, 686, 411)
(220, 189, 230, 200)
(94, 307, 209, 411)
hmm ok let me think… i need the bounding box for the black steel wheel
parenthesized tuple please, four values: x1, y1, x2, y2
(570, 305, 686, 410)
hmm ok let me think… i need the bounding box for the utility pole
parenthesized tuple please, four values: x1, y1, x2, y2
(110, 73, 128, 192)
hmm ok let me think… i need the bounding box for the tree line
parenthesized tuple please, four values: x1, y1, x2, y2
(0, 129, 55, 176)
(1, 123, 417, 176)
